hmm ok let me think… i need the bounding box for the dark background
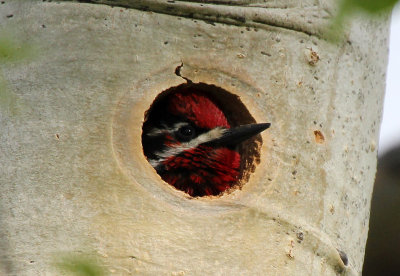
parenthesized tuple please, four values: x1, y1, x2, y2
(363, 144, 400, 275)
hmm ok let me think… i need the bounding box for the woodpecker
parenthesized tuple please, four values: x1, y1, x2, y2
(142, 87, 270, 197)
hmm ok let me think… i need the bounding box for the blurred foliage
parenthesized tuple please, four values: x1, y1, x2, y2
(0, 32, 35, 114)
(54, 254, 107, 276)
(0, 34, 34, 63)
(328, 0, 398, 41)
(342, 0, 398, 14)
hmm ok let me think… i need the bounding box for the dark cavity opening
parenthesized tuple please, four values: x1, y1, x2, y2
(142, 83, 264, 197)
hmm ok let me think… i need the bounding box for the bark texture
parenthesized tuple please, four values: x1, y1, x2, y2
(0, 1, 389, 275)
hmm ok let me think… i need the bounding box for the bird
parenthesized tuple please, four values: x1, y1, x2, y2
(142, 87, 270, 197)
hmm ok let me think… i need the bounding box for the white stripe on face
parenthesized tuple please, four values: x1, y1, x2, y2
(148, 127, 228, 168)
(145, 122, 188, 137)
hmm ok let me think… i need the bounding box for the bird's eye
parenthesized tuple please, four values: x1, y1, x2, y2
(177, 125, 196, 141)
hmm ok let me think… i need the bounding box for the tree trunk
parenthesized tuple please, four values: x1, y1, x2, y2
(0, 1, 389, 275)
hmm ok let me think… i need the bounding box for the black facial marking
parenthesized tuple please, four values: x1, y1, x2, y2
(176, 125, 196, 141)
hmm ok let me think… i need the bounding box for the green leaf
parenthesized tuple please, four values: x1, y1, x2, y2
(326, 0, 397, 42)
(0, 35, 34, 63)
(347, 0, 398, 13)
(55, 255, 107, 276)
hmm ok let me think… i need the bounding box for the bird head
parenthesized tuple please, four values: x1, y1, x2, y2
(142, 88, 270, 197)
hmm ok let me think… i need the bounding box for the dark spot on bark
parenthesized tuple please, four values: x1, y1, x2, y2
(296, 232, 303, 243)
(139, 5, 149, 11)
(233, 16, 246, 23)
(314, 130, 324, 144)
(337, 249, 348, 266)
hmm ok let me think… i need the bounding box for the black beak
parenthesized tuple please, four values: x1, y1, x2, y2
(206, 123, 270, 147)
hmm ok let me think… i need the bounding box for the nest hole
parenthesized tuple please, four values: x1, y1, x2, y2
(141, 82, 264, 197)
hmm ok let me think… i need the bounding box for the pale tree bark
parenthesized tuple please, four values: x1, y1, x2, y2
(0, 1, 389, 275)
